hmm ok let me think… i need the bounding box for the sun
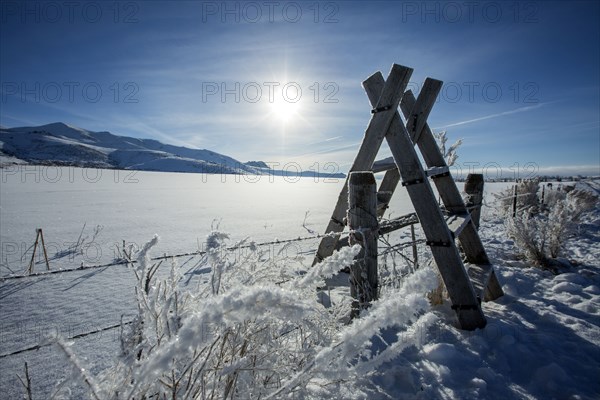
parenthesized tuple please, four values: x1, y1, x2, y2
(268, 99, 301, 124)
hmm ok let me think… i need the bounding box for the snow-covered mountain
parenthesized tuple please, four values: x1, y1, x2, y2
(0, 122, 345, 178)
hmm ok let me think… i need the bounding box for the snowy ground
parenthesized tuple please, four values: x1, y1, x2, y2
(371, 196, 600, 399)
(0, 167, 353, 276)
(0, 170, 598, 399)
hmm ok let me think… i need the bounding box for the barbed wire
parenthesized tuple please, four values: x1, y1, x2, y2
(1, 214, 426, 282)
(2, 193, 516, 282)
(1, 184, 589, 360)
(2, 195, 536, 358)
(0, 236, 428, 359)
(0, 233, 333, 282)
(0, 320, 135, 359)
(379, 238, 427, 256)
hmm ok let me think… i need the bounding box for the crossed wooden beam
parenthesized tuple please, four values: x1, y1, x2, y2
(314, 64, 503, 330)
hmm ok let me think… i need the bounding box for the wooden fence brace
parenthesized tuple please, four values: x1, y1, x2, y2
(376, 167, 401, 219)
(312, 64, 413, 266)
(364, 73, 491, 329)
(464, 174, 484, 230)
(347, 172, 378, 319)
(315, 64, 503, 330)
(28, 229, 50, 274)
(334, 212, 419, 250)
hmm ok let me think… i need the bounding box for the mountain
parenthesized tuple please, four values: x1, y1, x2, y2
(0, 123, 345, 178)
(244, 161, 270, 169)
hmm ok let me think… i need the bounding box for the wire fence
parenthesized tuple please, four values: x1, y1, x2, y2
(0, 181, 590, 362)
(0, 183, 557, 359)
(1, 213, 428, 282)
(0, 321, 135, 359)
(0, 236, 427, 360)
(0, 219, 427, 359)
(0, 233, 331, 282)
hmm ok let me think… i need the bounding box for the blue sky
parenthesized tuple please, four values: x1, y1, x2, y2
(1, 1, 599, 177)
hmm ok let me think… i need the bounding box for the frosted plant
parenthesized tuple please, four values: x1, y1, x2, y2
(506, 185, 598, 269)
(566, 189, 598, 220)
(506, 213, 549, 267)
(542, 187, 566, 209)
(57, 228, 439, 399)
(91, 232, 351, 398)
(493, 179, 541, 215)
(433, 130, 462, 166)
(269, 263, 439, 398)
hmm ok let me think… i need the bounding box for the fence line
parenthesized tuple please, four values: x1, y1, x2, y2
(0, 234, 330, 282)
(0, 321, 134, 359)
(2, 188, 517, 283)
(1, 184, 555, 282)
(2, 213, 429, 282)
(0, 234, 427, 359)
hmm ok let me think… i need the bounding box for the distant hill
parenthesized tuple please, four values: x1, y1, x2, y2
(0, 122, 345, 178)
(245, 161, 270, 169)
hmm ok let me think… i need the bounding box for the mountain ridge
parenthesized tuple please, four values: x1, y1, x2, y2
(0, 122, 345, 178)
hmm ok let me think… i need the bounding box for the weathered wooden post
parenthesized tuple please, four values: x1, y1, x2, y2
(464, 174, 484, 230)
(410, 223, 418, 267)
(347, 171, 378, 318)
(39, 229, 50, 271)
(27, 231, 40, 275)
(27, 228, 50, 274)
(512, 184, 518, 218)
(314, 65, 503, 329)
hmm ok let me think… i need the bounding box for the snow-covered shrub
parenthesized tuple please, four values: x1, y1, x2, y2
(565, 189, 598, 220)
(494, 179, 541, 215)
(506, 213, 550, 267)
(542, 186, 566, 209)
(506, 185, 598, 269)
(55, 230, 439, 399)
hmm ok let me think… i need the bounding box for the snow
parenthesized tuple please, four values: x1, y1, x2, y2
(0, 170, 599, 399)
(400, 257, 600, 399)
(0, 154, 26, 166)
(0, 167, 355, 275)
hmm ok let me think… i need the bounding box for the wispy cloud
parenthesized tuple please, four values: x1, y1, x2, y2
(434, 103, 548, 130)
(305, 136, 343, 146)
(535, 164, 600, 176)
(0, 113, 40, 127)
(290, 142, 362, 158)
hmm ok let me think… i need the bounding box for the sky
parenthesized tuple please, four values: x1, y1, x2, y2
(1, 0, 599, 178)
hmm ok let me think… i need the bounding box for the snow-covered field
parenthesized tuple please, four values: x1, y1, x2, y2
(1, 167, 598, 399)
(0, 166, 358, 275)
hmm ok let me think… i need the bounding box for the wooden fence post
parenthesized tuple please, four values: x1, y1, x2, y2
(27, 231, 40, 275)
(347, 172, 378, 318)
(512, 184, 518, 218)
(27, 229, 50, 274)
(464, 174, 484, 230)
(38, 229, 50, 271)
(410, 223, 418, 267)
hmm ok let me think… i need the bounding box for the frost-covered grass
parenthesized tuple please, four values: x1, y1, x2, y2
(40, 231, 439, 399)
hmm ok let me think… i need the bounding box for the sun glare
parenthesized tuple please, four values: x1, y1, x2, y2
(269, 99, 301, 123)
